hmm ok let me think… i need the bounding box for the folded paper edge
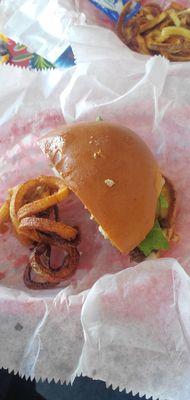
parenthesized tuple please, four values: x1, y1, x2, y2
(0, 62, 55, 73)
(0, 317, 163, 398)
(0, 260, 186, 397)
(0, 365, 163, 399)
(76, 372, 161, 400)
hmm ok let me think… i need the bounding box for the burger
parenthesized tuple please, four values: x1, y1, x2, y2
(40, 120, 177, 261)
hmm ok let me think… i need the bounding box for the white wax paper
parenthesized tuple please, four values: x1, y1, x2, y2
(0, 0, 85, 63)
(0, 0, 113, 63)
(1, 51, 190, 400)
(79, 259, 190, 400)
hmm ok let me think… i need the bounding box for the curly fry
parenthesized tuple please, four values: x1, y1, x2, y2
(19, 217, 77, 241)
(29, 243, 79, 284)
(158, 26, 190, 41)
(1, 174, 80, 289)
(116, 1, 190, 62)
(9, 176, 69, 244)
(166, 52, 190, 61)
(133, 34, 150, 54)
(17, 177, 69, 220)
(142, 4, 162, 16)
(168, 9, 181, 26)
(146, 31, 183, 53)
(12, 176, 68, 212)
(0, 199, 10, 225)
(156, 16, 173, 30)
(23, 264, 59, 290)
(117, 1, 162, 43)
(10, 185, 40, 244)
(139, 12, 167, 33)
(117, 1, 136, 45)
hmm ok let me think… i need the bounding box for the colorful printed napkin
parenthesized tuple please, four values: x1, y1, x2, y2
(0, 33, 75, 70)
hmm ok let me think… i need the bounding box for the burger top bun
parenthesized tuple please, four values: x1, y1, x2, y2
(40, 121, 163, 253)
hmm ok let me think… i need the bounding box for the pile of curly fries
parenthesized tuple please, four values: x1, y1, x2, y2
(0, 176, 80, 290)
(117, 1, 190, 61)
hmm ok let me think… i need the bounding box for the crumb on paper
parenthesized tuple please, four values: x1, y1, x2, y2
(15, 323, 23, 331)
(104, 179, 115, 187)
(92, 369, 97, 376)
(93, 149, 102, 159)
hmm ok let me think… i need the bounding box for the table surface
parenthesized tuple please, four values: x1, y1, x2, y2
(0, 369, 150, 400)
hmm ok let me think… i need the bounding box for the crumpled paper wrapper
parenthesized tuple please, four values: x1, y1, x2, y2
(1, 52, 190, 399)
(0, 0, 85, 63)
(0, 0, 114, 64)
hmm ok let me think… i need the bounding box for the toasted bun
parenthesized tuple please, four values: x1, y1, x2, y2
(40, 122, 163, 253)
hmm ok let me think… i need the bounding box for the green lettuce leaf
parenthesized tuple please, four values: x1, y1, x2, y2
(159, 193, 169, 209)
(138, 220, 169, 257)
